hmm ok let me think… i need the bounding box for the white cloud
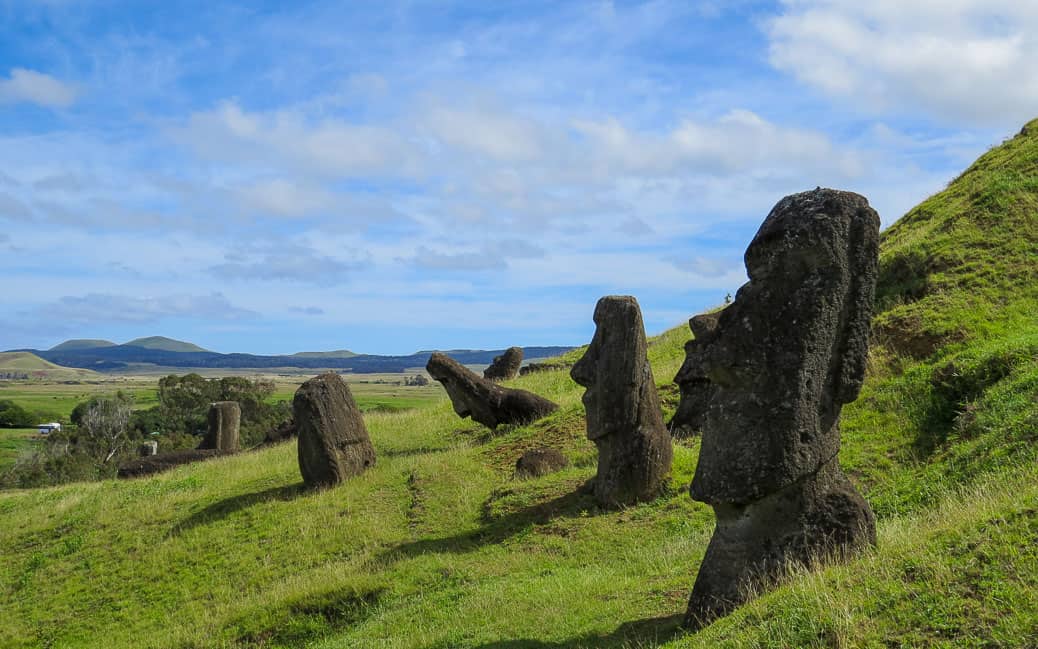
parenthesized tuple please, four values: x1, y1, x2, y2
(173, 101, 416, 177)
(422, 103, 545, 161)
(0, 68, 79, 108)
(26, 292, 255, 325)
(768, 1, 1038, 126)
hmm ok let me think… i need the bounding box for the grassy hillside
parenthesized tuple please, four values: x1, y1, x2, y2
(125, 336, 210, 353)
(48, 339, 117, 352)
(0, 352, 100, 380)
(0, 124, 1036, 648)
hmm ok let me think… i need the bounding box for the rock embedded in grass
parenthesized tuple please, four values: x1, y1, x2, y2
(571, 295, 673, 507)
(514, 447, 569, 479)
(684, 188, 879, 630)
(483, 346, 523, 381)
(426, 352, 558, 429)
(294, 372, 376, 487)
(202, 401, 241, 452)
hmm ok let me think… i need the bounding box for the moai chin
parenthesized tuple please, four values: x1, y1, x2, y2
(571, 295, 673, 507)
(684, 188, 879, 629)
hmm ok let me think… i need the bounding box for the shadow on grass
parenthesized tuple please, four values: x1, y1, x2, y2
(467, 613, 686, 648)
(171, 483, 309, 535)
(378, 481, 603, 561)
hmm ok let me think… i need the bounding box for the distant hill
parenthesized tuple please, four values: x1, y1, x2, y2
(16, 345, 577, 373)
(0, 351, 100, 379)
(49, 339, 117, 351)
(290, 350, 358, 359)
(123, 336, 209, 353)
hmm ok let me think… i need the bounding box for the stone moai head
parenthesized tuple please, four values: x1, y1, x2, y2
(571, 295, 657, 441)
(690, 188, 880, 504)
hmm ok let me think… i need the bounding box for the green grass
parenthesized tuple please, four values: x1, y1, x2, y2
(0, 382, 159, 423)
(0, 429, 40, 472)
(0, 121, 1037, 648)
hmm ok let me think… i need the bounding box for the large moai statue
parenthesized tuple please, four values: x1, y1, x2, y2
(203, 401, 240, 452)
(427, 353, 558, 429)
(483, 346, 524, 381)
(684, 188, 880, 629)
(571, 296, 673, 507)
(294, 372, 376, 487)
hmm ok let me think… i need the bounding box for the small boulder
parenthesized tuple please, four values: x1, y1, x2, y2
(484, 346, 523, 381)
(427, 352, 558, 429)
(294, 373, 376, 487)
(514, 447, 569, 479)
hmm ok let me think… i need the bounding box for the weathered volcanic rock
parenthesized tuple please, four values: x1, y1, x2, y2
(684, 188, 879, 629)
(669, 312, 721, 437)
(514, 447, 569, 479)
(427, 353, 558, 429)
(202, 401, 240, 452)
(483, 346, 523, 381)
(571, 295, 673, 507)
(293, 373, 376, 487)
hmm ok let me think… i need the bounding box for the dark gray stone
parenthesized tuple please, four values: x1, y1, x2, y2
(294, 373, 376, 487)
(427, 353, 558, 429)
(571, 295, 673, 507)
(669, 312, 721, 437)
(203, 401, 240, 452)
(684, 188, 880, 629)
(484, 346, 523, 381)
(514, 447, 569, 479)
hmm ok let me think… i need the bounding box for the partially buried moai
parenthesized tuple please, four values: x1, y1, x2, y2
(571, 295, 673, 507)
(669, 311, 721, 437)
(483, 346, 523, 381)
(294, 372, 376, 487)
(683, 188, 879, 629)
(203, 401, 240, 452)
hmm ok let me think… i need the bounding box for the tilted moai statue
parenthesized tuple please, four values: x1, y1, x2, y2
(203, 401, 240, 452)
(483, 346, 524, 381)
(571, 295, 673, 507)
(684, 188, 879, 629)
(294, 373, 376, 487)
(427, 352, 558, 429)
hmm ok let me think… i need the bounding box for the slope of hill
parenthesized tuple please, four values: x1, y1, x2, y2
(48, 339, 116, 351)
(0, 351, 99, 380)
(290, 349, 358, 359)
(0, 124, 1036, 648)
(123, 336, 209, 353)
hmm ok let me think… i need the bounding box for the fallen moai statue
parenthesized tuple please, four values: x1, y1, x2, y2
(683, 188, 879, 629)
(427, 352, 558, 429)
(483, 346, 523, 381)
(294, 372, 376, 487)
(201, 401, 240, 452)
(118, 449, 227, 478)
(571, 295, 673, 507)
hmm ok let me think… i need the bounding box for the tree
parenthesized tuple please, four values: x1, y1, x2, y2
(0, 400, 35, 428)
(78, 397, 134, 464)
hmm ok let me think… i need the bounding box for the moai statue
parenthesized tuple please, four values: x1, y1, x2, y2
(294, 373, 376, 487)
(484, 346, 524, 381)
(684, 188, 879, 629)
(571, 295, 673, 507)
(427, 353, 558, 429)
(669, 311, 721, 437)
(203, 401, 240, 452)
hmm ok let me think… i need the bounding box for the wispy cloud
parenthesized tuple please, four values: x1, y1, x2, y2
(0, 68, 79, 108)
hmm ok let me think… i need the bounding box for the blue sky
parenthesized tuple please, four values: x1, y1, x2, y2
(1, 0, 1035, 355)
